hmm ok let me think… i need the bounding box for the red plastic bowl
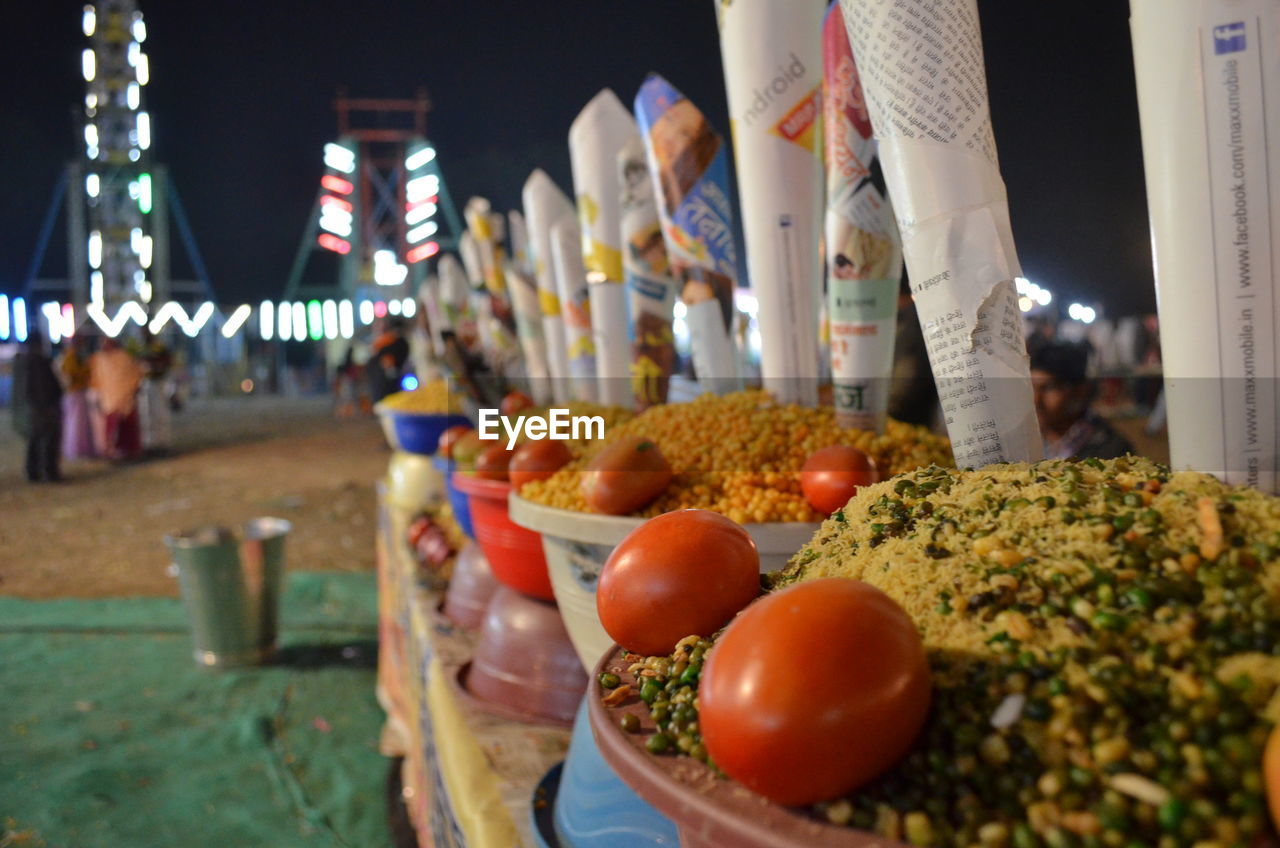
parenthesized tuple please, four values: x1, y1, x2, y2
(452, 473, 555, 600)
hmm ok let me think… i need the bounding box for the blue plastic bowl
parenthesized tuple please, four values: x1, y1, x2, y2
(550, 696, 678, 847)
(432, 456, 475, 539)
(385, 412, 471, 456)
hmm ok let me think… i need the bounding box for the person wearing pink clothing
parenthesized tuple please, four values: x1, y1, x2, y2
(90, 339, 144, 460)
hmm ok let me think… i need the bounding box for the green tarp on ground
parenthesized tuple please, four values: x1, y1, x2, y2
(0, 573, 391, 848)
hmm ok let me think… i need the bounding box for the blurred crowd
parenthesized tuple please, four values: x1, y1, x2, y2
(10, 328, 184, 482)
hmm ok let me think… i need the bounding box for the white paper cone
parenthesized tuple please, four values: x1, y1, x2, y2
(716, 0, 824, 406)
(437, 253, 475, 353)
(506, 260, 552, 404)
(823, 0, 903, 432)
(522, 169, 577, 402)
(418, 274, 447, 358)
(619, 136, 680, 408)
(551, 218, 598, 402)
(634, 74, 743, 393)
(508, 209, 533, 277)
(1131, 0, 1280, 492)
(570, 89, 640, 408)
(841, 0, 1041, 468)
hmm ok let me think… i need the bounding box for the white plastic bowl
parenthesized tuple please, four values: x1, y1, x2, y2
(385, 450, 447, 512)
(508, 494, 819, 670)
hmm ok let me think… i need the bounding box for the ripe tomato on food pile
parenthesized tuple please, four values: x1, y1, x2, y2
(596, 508, 931, 807)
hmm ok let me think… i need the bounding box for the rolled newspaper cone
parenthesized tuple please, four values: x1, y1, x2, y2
(505, 258, 552, 404)
(522, 169, 577, 402)
(418, 273, 447, 358)
(550, 218, 599, 402)
(840, 0, 1041, 467)
(570, 88, 640, 408)
(823, 0, 904, 433)
(508, 209, 533, 277)
(1131, 0, 1280, 492)
(716, 0, 825, 406)
(619, 135, 680, 408)
(437, 253, 477, 354)
(634, 73, 742, 394)
(464, 196, 508, 299)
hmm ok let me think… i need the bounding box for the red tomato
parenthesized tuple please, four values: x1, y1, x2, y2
(799, 445, 879, 514)
(500, 390, 535, 417)
(509, 440, 573, 491)
(451, 431, 486, 468)
(437, 425, 473, 458)
(699, 578, 931, 805)
(581, 435, 673, 515)
(597, 510, 759, 656)
(474, 443, 515, 481)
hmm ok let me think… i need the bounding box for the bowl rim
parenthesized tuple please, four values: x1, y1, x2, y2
(509, 493, 821, 552)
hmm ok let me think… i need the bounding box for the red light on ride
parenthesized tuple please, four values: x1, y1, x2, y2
(374, 301, 388, 318)
(321, 175, 354, 195)
(317, 233, 351, 254)
(405, 241, 440, 264)
(320, 194, 353, 213)
(404, 196, 438, 212)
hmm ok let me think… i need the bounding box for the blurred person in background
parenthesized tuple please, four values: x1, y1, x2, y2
(132, 327, 173, 453)
(366, 316, 410, 404)
(58, 334, 96, 460)
(91, 338, 144, 461)
(12, 329, 64, 482)
(1031, 340, 1133, 461)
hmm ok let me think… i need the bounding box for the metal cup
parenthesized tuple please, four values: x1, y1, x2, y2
(165, 517, 291, 667)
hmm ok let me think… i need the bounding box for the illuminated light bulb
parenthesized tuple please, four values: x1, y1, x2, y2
(292, 303, 306, 340)
(404, 241, 439, 264)
(406, 175, 440, 203)
(307, 301, 323, 341)
(132, 16, 146, 43)
(128, 148, 141, 162)
(222, 304, 253, 338)
(88, 231, 103, 269)
(14, 297, 27, 343)
(1018, 296, 1033, 313)
(388, 299, 402, 316)
(374, 301, 387, 319)
(62, 304, 75, 340)
(136, 112, 151, 150)
(318, 212, 353, 238)
(86, 93, 97, 110)
(0, 294, 8, 340)
(321, 175, 353, 195)
(358, 300, 375, 325)
(139, 235, 153, 269)
(401, 298, 416, 318)
(1035, 288, 1052, 307)
(82, 5, 96, 36)
(405, 146, 436, 170)
(338, 300, 354, 339)
(139, 281, 152, 303)
(138, 173, 153, 214)
(136, 53, 149, 85)
(127, 82, 140, 110)
(43, 303, 64, 345)
(260, 301, 275, 340)
(323, 142, 356, 174)
(322, 300, 339, 340)
(405, 202, 437, 225)
(278, 301, 293, 341)
(128, 42, 140, 67)
(319, 194, 353, 213)
(90, 272, 104, 304)
(317, 233, 350, 254)
(85, 124, 98, 149)
(131, 228, 144, 254)
(406, 220, 438, 244)
(86, 173, 99, 198)
(82, 49, 95, 81)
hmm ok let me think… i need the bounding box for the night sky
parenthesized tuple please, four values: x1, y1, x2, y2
(1, 1, 1155, 317)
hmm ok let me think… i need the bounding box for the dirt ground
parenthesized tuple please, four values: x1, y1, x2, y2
(0, 396, 388, 598)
